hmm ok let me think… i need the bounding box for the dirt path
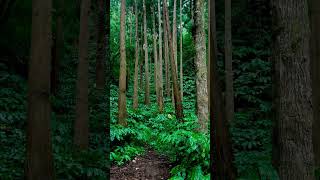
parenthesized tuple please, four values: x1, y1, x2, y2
(110, 150, 172, 180)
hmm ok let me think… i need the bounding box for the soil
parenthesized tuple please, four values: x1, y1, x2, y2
(110, 150, 172, 180)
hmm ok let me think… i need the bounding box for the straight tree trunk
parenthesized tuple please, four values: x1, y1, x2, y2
(96, 0, 107, 90)
(158, 0, 164, 112)
(163, 0, 183, 119)
(152, 8, 160, 108)
(224, 0, 234, 122)
(140, 24, 144, 91)
(74, 0, 91, 149)
(179, 0, 183, 100)
(163, 8, 170, 99)
(143, 0, 150, 105)
(27, 0, 54, 178)
(195, 0, 208, 132)
(133, 0, 139, 109)
(51, 0, 63, 94)
(209, 0, 236, 178)
(173, 0, 178, 73)
(272, 0, 315, 178)
(118, 0, 127, 126)
(310, 0, 320, 167)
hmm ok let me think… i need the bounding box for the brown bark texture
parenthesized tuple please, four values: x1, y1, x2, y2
(209, 0, 236, 179)
(195, 0, 208, 132)
(163, 6, 171, 99)
(271, 0, 315, 178)
(158, 0, 164, 112)
(74, 0, 91, 149)
(163, 0, 184, 119)
(51, 0, 63, 94)
(153, 7, 159, 106)
(118, 0, 127, 126)
(133, 0, 139, 109)
(27, 0, 54, 178)
(143, 0, 150, 105)
(179, 0, 183, 100)
(96, 0, 107, 90)
(310, 0, 320, 167)
(224, 0, 234, 122)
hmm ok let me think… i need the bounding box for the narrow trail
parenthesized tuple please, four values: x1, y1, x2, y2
(110, 150, 172, 180)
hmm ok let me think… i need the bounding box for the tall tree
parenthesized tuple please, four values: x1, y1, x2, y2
(140, 24, 144, 90)
(224, 0, 234, 122)
(209, 0, 236, 178)
(194, 0, 208, 131)
(74, 0, 91, 149)
(179, 0, 183, 100)
(272, 0, 314, 178)
(118, 0, 127, 126)
(158, 0, 164, 112)
(173, 0, 178, 73)
(152, 7, 160, 108)
(310, 0, 320, 167)
(163, 5, 171, 98)
(27, 0, 54, 178)
(163, 0, 183, 119)
(96, 0, 107, 90)
(143, 0, 150, 105)
(133, 0, 139, 109)
(51, 0, 64, 94)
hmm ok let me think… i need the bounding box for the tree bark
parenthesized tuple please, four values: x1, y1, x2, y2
(195, 0, 208, 132)
(118, 0, 127, 126)
(163, 0, 184, 119)
(209, 0, 236, 178)
(272, 0, 315, 178)
(51, 0, 63, 95)
(158, 0, 164, 112)
(74, 0, 91, 149)
(163, 7, 171, 99)
(27, 0, 54, 178)
(96, 0, 107, 90)
(310, 0, 320, 167)
(152, 8, 160, 109)
(133, 0, 139, 109)
(173, 0, 178, 74)
(143, 0, 150, 105)
(224, 0, 234, 122)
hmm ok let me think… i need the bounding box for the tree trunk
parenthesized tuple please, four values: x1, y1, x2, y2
(209, 0, 236, 178)
(310, 0, 320, 167)
(27, 0, 54, 178)
(143, 0, 150, 105)
(96, 0, 107, 90)
(224, 0, 234, 122)
(163, 7, 170, 99)
(158, 0, 164, 112)
(271, 0, 315, 178)
(51, 0, 63, 95)
(118, 0, 127, 126)
(152, 8, 160, 108)
(179, 0, 183, 100)
(133, 0, 139, 109)
(173, 0, 178, 74)
(195, 0, 208, 132)
(163, 0, 183, 119)
(74, 0, 91, 149)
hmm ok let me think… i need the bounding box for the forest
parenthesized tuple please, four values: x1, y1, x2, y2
(1, 0, 320, 179)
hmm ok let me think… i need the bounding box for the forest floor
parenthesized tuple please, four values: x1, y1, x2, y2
(110, 150, 172, 180)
